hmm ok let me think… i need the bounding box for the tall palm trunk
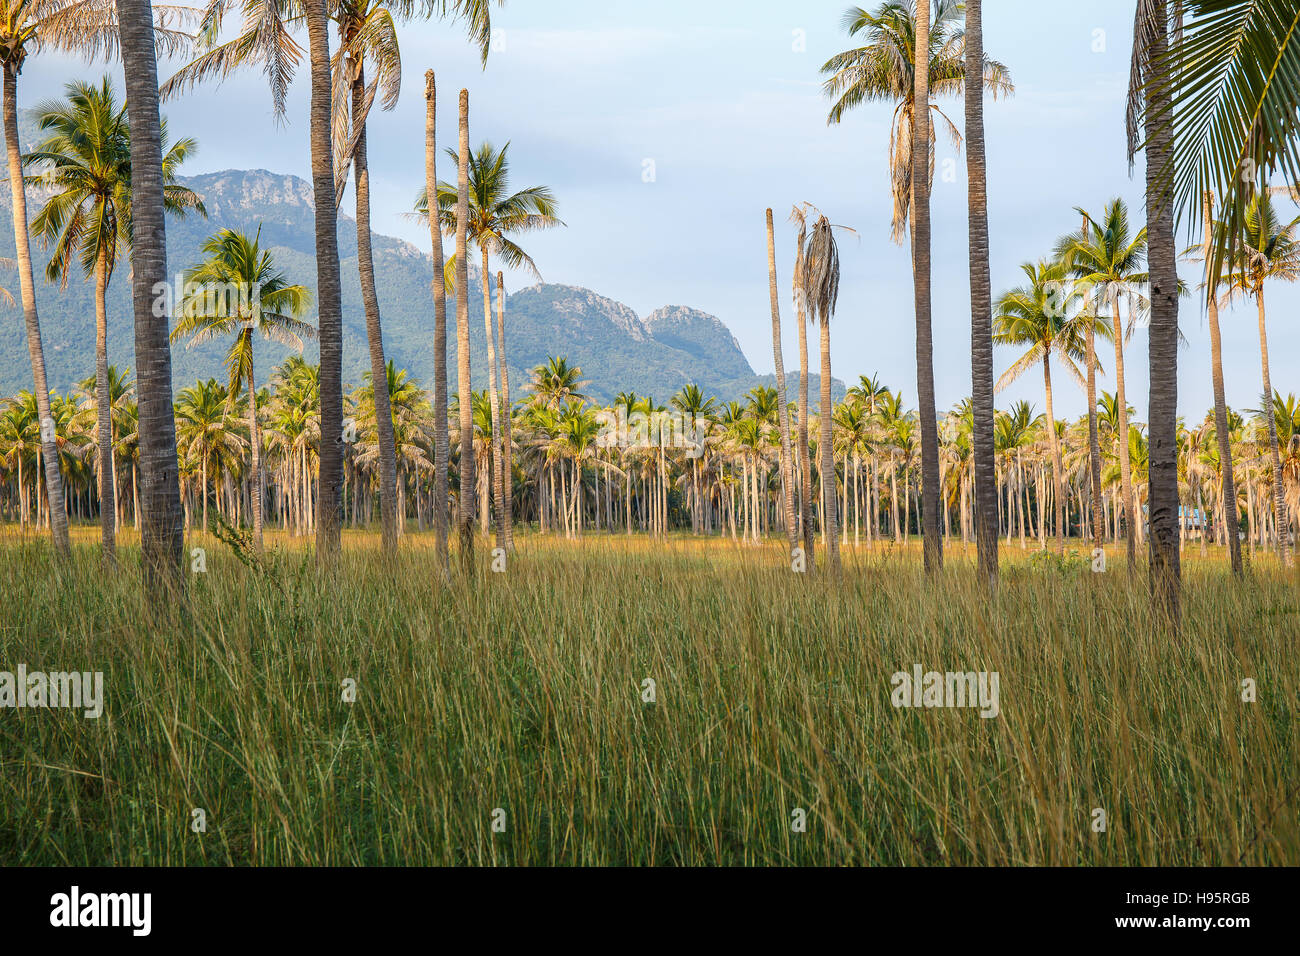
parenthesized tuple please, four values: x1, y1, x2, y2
(1042, 359, 1066, 554)
(246, 333, 264, 550)
(351, 63, 399, 555)
(305, 0, 343, 565)
(5, 63, 69, 557)
(1143, 0, 1182, 616)
(965, 0, 997, 584)
(796, 295, 815, 566)
(93, 243, 116, 562)
(117, 0, 184, 591)
(1203, 192, 1242, 574)
(1254, 283, 1292, 567)
(911, 0, 942, 573)
(480, 247, 504, 549)
(818, 318, 839, 571)
(1110, 286, 1137, 572)
(425, 71, 450, 577)
(454, 89, 475, 566)
(624, 452, 632, 535)
(495, 272, 515, 550)
(1085, 306, 1104, 551)
(766, 209, 798, 561)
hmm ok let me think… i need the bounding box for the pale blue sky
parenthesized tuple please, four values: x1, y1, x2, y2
(24, 0, 1300, 419)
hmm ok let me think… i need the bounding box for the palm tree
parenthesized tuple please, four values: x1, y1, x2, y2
(765, 208, 798, 560)
(800, 212, 846, 572)
(1191, 191, 1243, 573)
(909, 0, 941, 573)
(1059, 198, 1147, 572)
(994, 260, 1088, 554)
(151, 0, 340, 561)
(116, 0, 193, 589)
(424, 70, 450, 574)
(789, 204, 816, 567)
(0, 0, 159, 556)
(1220, 191, 1299, 567)
(529, 357, 589, 410)
(671, 383, 718, 536)
(171, 228, 313, 550)
(964, 0, 998, 585)
(74, 365, 134, 532)
(848, 374, 891, 544)
(303, 0, 345, 563)
(453, 88, 473, 565)
(163, 2, 496, 557)
(820, 0, 1012, 242)
(419, 139, 562, 551)
(175, 379, 245, 533)
(1129, 0, 1182, 620)
(494, 271, 516, 549)
(1153, 0, 1300, 284)
(26, 77, 202, 562)
(330, 0, 491, 556)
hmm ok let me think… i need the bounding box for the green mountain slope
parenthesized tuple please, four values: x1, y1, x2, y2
(0, 165, 842, 406)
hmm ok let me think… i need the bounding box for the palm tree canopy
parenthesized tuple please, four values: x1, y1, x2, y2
(993, 259, 1090, 392)
(820, 0, 1013, 241)
(1137, 0, 1300, 279)
(413, 140, 563, 280)
(24, 77, 203, 285)
(170, 227, 315, 408)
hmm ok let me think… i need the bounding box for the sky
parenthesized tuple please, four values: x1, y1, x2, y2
(22, 0, 1300, 420)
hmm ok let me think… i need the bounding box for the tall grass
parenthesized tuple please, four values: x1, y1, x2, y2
(1, 528, 1296, 865)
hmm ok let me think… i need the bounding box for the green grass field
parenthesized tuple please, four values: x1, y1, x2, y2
(1, 526, 1297, 865)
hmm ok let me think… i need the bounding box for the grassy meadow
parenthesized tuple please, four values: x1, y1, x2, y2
(1, 526, 1297, 865)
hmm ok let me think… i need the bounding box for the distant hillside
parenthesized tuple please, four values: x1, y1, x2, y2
(0, 162, 844, 406)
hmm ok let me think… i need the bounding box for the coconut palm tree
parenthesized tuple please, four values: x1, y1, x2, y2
(1153, 0, 1300, 284)
(993, 259, 1088, 554)
(74, 364, 134, 532)
(529, 357, 589, 410)
(156, 0, 339, 561)
(1128, 0, 1182, 619)
(303, 0, 345, 563)
(175, 379, 245, 533)
(1, 0, 190, 557)
(163, 2, 497, 558)
(452, 88, 473, 564)
(670, 383, 717, 536)
(800, 212, 847, 572)
(331, 0, 491, 556)
(964, 0, 999, 585)
(1189, 191, 1243, 573)
(820, 0, 1012, 243)
(115, 0, 195, 588)
(765, 208, 798, 560)
(789, 203, 817, 566)
(25, 76, 202, 562)
(170, 228, 313, 550)
(417, 139, 562, 550)
(1220, 191, 1299, 567)
(1058, 198, 1148, 572)
(909, 0, 941, 572)
(424, 70, 450, 573)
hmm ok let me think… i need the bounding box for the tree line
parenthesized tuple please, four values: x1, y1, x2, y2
(4, 0, 1298, 632)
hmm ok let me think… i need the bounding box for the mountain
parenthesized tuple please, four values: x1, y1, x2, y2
(0, 165, 844, 406)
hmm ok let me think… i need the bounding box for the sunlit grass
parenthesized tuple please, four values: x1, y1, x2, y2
(0, 527, 1296, 865)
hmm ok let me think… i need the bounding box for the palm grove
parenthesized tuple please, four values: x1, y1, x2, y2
(2, 1, 1299, 628)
